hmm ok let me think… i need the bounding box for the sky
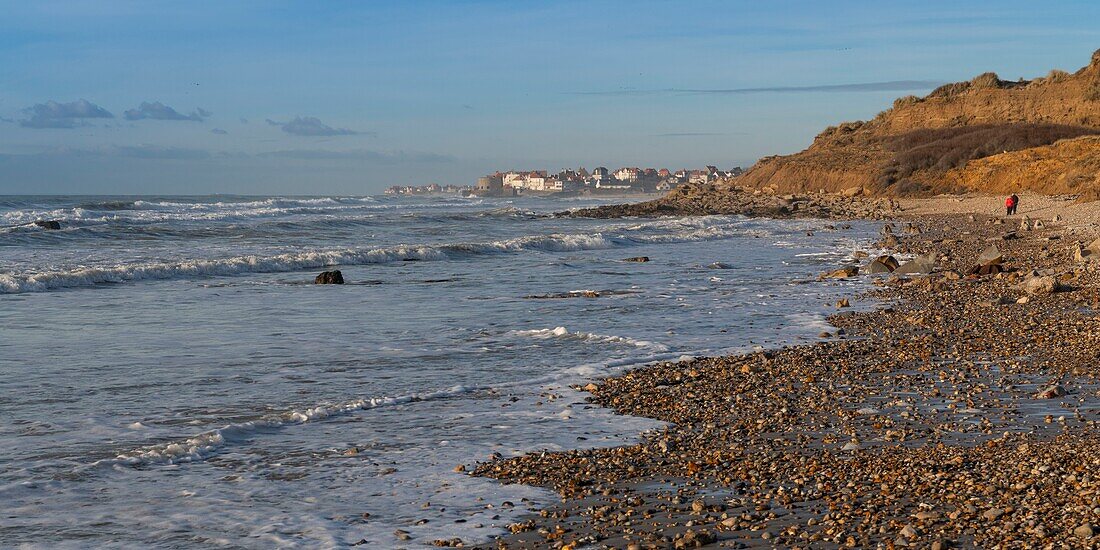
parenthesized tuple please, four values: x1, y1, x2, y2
(1, 1, 1099, 195)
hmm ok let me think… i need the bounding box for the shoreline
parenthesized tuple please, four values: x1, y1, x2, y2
(466, 195, 1100, 549)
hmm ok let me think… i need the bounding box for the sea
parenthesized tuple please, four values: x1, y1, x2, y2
(0, 194, 879, 548)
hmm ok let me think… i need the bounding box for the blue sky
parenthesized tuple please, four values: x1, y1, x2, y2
(1, 1, 1098, 194)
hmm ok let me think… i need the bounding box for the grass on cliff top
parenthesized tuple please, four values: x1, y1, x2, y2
(876, 123, 1100, 193)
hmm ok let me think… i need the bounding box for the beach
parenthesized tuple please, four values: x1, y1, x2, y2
(470, 194, 1100, 549)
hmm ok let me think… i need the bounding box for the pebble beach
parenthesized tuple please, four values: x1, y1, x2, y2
(468, 194, 1100, 549)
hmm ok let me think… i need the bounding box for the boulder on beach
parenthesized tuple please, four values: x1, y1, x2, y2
(821, 266, 859, 279)
(1020, 274, 1062, 295)
(868, 255, 900, 273)
(34, 220, 62, 230)
(1073, 238, 1100, 262)
(315, 270, 345, 284)
(893, 253, 936, 275)
(977, 245, 1003, 266)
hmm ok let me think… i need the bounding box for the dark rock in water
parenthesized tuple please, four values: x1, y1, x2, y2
(622, 256, 650, 263)
(868, 255, 900, 273)
(34, 220, 62, 230)
(315, 270, 345, 284)
(707, 262, 733, 269)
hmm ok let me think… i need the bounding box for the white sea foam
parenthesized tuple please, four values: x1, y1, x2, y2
(99, 385, 475, 467)
(510, 326, 670, 352)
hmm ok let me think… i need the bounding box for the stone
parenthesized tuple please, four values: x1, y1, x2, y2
(394, 530, 412, 540)
(977, 245, 1003, 266)
(894, 253, 936, 275)
(836, 298, 850, 308)
(982, 508, 1005, 521)
(1002, 231, 1019, 240)
(822, 266, 859, 279)
(852, 251, 869, 259)
(869, 255, 900, 273)
(899, 524, 919, 538)
(33, 220, 62, 230)
(1074, 523, 1095, 539)
(622, 256, 650, 263)
(1035, 384, 1067, 399)
(315, 270, 345, 284)
(1020, 275, 1060, 295)
(1075, 238, 1100, 262)
(931, 541, 948, 550)
(968, 263, 1005, 276)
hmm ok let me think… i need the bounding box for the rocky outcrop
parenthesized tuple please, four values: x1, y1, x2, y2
(624, 48, 1100, 208)
(34, 220, 62, 230)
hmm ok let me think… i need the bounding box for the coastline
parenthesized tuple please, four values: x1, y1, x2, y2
(468, 194, 1100, 549)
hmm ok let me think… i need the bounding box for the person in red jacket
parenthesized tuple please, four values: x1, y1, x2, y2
(1005, 194, 1019, 215)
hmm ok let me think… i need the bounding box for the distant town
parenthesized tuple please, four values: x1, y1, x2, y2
(384, 165, 744, 197)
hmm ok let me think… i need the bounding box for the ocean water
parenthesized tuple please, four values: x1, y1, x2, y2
(0, 194, 878, 548)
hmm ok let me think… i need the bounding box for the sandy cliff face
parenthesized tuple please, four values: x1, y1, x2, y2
(735, 49, 1100, 197)
(942, 135, 1100, 196)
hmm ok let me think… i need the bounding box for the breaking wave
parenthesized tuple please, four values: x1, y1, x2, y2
(1, 223, 755, 294)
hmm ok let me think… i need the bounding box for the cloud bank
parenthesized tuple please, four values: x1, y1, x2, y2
(19, 99, 114, 129)
(266, 116, 358, 136)
(124, 101, 210, 121)
(574, 80, 945, 96)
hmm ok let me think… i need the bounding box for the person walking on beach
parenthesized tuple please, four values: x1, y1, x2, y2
(1005, 194, 1019, 215)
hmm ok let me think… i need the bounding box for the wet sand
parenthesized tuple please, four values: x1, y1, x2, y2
(461, 195, 1100, 549)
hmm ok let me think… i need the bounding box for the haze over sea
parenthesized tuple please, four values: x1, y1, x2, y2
(0, 194, 879, 547)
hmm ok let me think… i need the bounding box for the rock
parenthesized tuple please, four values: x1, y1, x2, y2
(968, 263, 1005, 276)
(1075, 238, 1100, 262)
(315, 270, 345, 284)
(1016, 296, 1029, 304)
(1020, 275, 1061, 295)
(822, 266, 859, 279)
(453, 464, 466, 473)
(841, 441, 861, 451)
(33, 220, 62, 230)
(982, 507, 1005, 521)
(707, 262, 732, 269)
(1035, 384, 1067, 399)
(977, 245, 1003, 266)
(841, 186, 863, 198)
(881, 223, 894, 235)
(691, 500, 705, 513)
(1074, 523, 1095, 539)
(836, 298, 850, 308)
(852, 251, 869, 259)
(899, 524, 919, 538)
(869, 255, 900, 273)
(622, 256, 650, 263)
(931, 541, 948, 550)
(394, 530, 412, 540)
(905, 223, 922, 235)
(894, 253, 936, 275)
(882, 234, 900, 247)
(1002, 231, 1019, 240)
(1034, 220, 1045, 229)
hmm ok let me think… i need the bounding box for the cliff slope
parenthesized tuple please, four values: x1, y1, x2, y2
(736, 49, 1100, 197)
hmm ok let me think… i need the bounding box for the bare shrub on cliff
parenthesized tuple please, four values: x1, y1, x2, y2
(970, 72, 1003, 89)
(928, 81, 970, 98)
(1087, 79, 1100, 102)
(876, 124, 1100, 189)
(892, 95, 921, 109)
(1045, 69, 1071, 83)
